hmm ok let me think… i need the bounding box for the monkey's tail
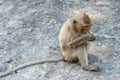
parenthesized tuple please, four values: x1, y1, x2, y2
(0, 56, 63, 78)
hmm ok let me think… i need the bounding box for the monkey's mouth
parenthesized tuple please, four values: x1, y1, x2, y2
(82, 31, 88, 34)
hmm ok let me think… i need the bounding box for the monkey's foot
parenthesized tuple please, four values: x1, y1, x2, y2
(82, 65, 100, 72)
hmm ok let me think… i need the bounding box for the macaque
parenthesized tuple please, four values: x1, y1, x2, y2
(0, 12, 99, 78)
(59, 12, 100, 71)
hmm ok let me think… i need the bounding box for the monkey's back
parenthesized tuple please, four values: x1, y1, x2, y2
(58, 18, 74, 50)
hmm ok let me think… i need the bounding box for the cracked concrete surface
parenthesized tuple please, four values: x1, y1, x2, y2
(0, 0, 120, 80)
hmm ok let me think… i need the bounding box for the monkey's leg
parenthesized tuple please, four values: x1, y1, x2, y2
(78, 45, 89, 67)
(77, 45, 100, 71)
(62, 51, 78, 63)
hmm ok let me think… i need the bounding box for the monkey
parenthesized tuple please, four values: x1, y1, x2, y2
(0, 12, 99, 78)
(58, 12, 100, 71)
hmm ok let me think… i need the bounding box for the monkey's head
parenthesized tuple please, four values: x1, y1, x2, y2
(73, 12, 91, 34)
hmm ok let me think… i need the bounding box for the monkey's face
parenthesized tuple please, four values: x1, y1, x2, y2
(81, 24, 91, 34)
(74, 13, 91, 34)
(75, 21, 91, 34)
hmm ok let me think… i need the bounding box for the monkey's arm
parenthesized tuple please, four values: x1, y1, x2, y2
(0, 57, 63, 78)
(68, 34, 90, 48)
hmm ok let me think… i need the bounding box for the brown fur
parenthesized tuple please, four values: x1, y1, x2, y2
(59, 12, 100, 71)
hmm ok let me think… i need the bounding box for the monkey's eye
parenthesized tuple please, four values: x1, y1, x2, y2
(81, 26, 88, 28)
(73, 20, 77, 24)
(85, 26, 89, 28)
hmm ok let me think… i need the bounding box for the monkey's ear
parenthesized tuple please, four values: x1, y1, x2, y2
(73, 19, 77, 26)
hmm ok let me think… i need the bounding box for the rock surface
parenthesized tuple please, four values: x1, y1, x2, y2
(0, 0, 120, 80)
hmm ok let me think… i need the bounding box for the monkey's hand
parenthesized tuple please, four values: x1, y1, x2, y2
(68, 33, 93, 48)
(89, 33, 96, 41)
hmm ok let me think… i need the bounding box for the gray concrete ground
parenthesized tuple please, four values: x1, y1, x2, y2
(0, 0, 120, 80)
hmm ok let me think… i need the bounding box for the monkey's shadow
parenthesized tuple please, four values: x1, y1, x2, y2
(88, 54, 117, 75)
(88, 54, 100, 63)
